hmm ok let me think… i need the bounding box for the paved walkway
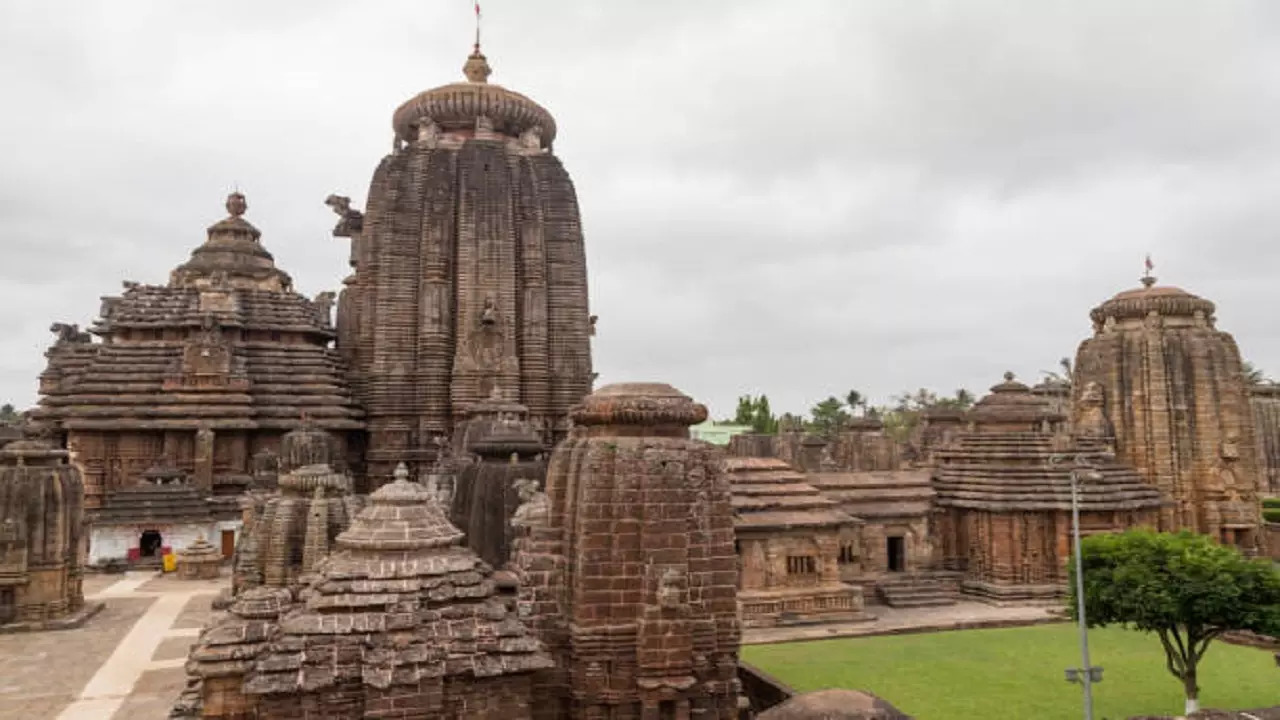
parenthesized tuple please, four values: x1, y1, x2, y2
(743, 601, 1062, 645)
(0, 570, 222, 720)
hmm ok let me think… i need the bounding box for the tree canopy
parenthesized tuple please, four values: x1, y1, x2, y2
(0, 404, 19, 424)
(1071, 529, 1280, 714)
(731, 394, 779, 435)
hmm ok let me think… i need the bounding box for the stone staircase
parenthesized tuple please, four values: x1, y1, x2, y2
(876, 573, 960, 608)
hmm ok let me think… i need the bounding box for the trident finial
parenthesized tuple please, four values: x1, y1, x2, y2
(1141, 254, 1156, 288)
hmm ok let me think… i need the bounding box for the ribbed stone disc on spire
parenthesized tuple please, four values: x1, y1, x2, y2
(570, 382, 708, 428)
(335, 465, 464, 550)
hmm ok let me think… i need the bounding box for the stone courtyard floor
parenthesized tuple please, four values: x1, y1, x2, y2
(0, 570, 221, 720)
(0, 570, 1060, 719)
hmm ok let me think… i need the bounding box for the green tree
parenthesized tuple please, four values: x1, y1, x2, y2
(731, 395, 779, 435)
(0, 404, 18, 424)
(808, 396, 850, 438)
(1071, 530, 1280, 715)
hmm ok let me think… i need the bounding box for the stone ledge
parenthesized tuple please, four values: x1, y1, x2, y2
(0, 601, 105, 634)
(742, 614, 1064, 646)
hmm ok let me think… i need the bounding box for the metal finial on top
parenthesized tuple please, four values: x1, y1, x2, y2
(1004, 371, 1016, 382)
(1141, 254, 1156, 288)
(462, 2, 492, 83)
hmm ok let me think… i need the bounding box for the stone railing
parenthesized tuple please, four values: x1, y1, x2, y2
(741, 593, 858, 619)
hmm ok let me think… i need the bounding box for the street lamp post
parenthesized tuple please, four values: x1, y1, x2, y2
(1049, 452, 1104, 720)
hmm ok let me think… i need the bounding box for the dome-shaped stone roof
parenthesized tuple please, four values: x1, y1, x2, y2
(391, 48, 557, 147)
(1091, 279, 1216, 325)
(968, 372, 1063, 427)
(757, 689, 912, 720)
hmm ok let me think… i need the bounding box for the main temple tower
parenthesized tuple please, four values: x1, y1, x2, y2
(334, 45, 594, 480)
(1071, 265, 1263, 552)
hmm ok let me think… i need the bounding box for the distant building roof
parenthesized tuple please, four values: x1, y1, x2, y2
(691, 421, 754, 446)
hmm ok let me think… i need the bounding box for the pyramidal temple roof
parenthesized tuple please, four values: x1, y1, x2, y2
(242, 462, 551, 695)
(34, 193, 363, 431)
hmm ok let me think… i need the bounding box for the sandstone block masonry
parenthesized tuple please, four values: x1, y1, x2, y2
(512, 382, 741, 720)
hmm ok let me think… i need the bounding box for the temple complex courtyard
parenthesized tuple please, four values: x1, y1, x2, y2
(743, 625, 1279, 720)
(1, 567, 1071, 720)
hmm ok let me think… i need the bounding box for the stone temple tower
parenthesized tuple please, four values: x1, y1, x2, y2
(1071, 267, 1264, 552)
(333, 45, 594, 481)
(513, 383, 741, 720)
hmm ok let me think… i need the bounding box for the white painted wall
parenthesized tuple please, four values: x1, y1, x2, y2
(88, 521, 240, 565)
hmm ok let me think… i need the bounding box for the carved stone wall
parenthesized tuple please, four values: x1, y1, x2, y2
(934, 374, 1164, 601)
(0, 436, 97, 630)
(1072, 280, 1264, 550)
(512, 383, 740, 720)
(725, 457, 867, 627)
(33, 194, 364, 511)
(344, 51, 592, 483)
(1249, 384, 1280, 497)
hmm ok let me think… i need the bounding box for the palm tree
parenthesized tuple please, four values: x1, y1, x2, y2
(846, 390, 865, 417)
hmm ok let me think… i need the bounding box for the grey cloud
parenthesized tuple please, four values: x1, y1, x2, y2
(2, 0, 1278, 419)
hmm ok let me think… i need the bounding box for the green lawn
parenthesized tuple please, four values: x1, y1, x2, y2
(742, 624, 1279, 720)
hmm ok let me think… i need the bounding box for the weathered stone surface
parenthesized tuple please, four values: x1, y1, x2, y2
(178, 536, 222, 580)
(512, 382, 741, 720)
(0, 431, 96, 631)
(179, 466, 551, 719)
(933, 374, 1163, 602)
(1072, 275, 1265, 551)
(757, 688, 913, 720)
(337, 48, 593, 482)
(32, 193, 364, 512)
(724, 456, 869, 627)
(450, 392, 548, 569)
(1250, 383, 1280, 497)
(805, 470, 936, 580)
(233, 463, 361, 595)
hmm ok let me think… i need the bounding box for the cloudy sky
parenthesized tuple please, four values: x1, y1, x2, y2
(3, 0, 1279, 419)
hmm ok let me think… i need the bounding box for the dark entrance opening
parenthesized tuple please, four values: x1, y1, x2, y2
(140, 530, 163, 558)
(659, 700, 677, 720)
(0, 588, 14, 624)
(887, 535, 906, 573)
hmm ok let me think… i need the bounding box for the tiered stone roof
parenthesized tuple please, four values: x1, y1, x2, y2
(724, 457, 857, 531)
(934, 375, 1163, 513)
(93, 483, 214, 525)
(35, 193, 363, 432)
(247, 471, 552, 694)
(806, 470, 935, 519)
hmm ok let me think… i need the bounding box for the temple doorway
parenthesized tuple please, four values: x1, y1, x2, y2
(221, 529, 236, 559)
(886, 536, 906, 573)
(139, 530, 163, 558)
(0, 588, 14, 624)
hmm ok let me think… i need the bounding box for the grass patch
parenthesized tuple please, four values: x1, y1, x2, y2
(742, 623, 1278, 720)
